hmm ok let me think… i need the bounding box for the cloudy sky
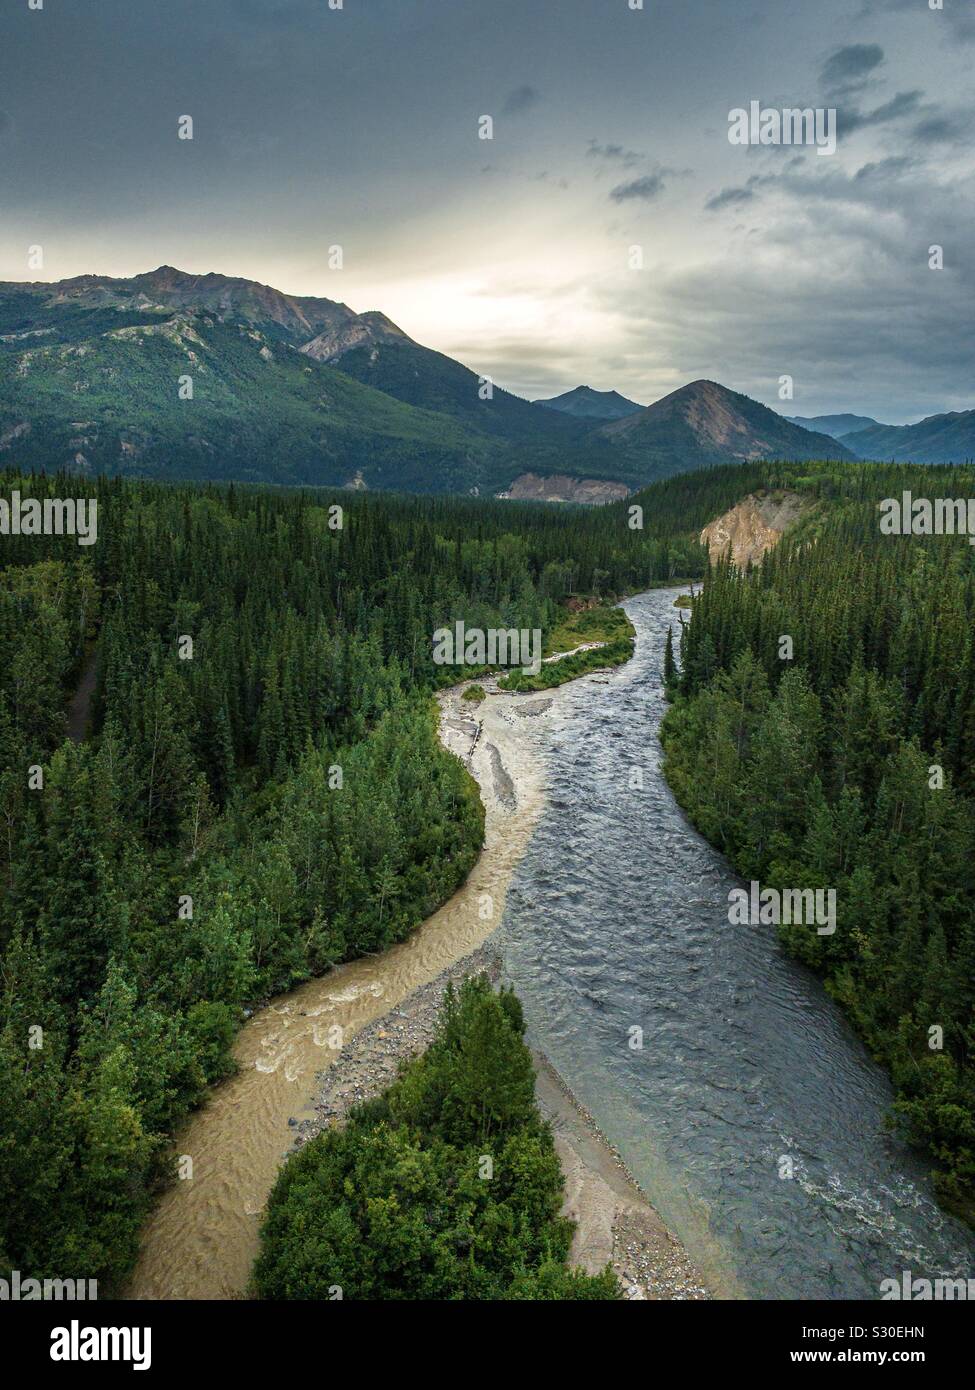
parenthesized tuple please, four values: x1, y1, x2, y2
(2, 0, 972, 421)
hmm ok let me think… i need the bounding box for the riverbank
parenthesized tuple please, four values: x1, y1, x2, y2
(497, 588, 975, 1298)
(127, 672, 545, 1298)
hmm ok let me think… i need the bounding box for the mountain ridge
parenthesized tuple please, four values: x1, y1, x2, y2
(535, 385, 644, 421)
(11, 265, 968, 494)
(600, 379, 856, 473)
(842, 410, 975, 464)
(786, 412, 884, 439)
(0, 265, 631, 494)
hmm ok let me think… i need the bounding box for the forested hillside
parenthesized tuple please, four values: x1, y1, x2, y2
(662, 461, 975, 1218)
(0, 470, 704, 1292)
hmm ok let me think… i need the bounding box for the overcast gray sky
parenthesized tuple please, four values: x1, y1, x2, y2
(2, 0, 972, 421)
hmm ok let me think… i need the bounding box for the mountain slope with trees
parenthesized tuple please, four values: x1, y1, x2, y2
(842, 410, 975, 465)
(601, 381, 855, 479)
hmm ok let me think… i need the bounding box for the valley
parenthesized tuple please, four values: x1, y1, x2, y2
(126, 574, 975, 1302)
(3, 0, 974, 1338)
(2, 459, 975, 1307)
(126, 660, 709, 1301)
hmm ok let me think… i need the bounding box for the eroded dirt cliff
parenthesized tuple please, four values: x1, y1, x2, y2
(502, 472, 630, 504)
(700, 490, 808, 569)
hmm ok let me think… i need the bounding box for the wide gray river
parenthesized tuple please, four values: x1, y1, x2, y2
(500, 588, 975, 1300)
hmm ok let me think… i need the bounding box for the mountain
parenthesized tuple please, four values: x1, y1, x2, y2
(0, 267, 604, 494)
(0, 282, 483, 493)
(601, 380, 855, 478)
(841, 410, 975, 465)
(0, 269, 859, 497)
(535, 385, 644, 421)
(325, 337, 589, 448)
(786, 412, 884, 439)
(2, 265, 406, 351)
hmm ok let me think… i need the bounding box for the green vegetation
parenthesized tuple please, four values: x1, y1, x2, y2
(10, 445, 970, 1290)
(461, 684, 486, 704)
(499, 637, 634, 692)
(499, 603, 635, 692)
(542, 601, 632, 656)
(253, 975, 621, 1300)
(0, 467, 705, 1292)
(661, 460, 975, 1220)
(0, 316, 502, 494)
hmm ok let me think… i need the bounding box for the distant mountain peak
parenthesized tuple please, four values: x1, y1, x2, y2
(840, 409, 975, 464)
(786, 412, 884, 439)
(135, 265, 220, 288)
(600, 378, 855, 464)
(536, 384, 644, 421)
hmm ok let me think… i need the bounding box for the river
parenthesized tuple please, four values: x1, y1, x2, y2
(129, 586, 975, 1300)
(499, 587, 975, 1300)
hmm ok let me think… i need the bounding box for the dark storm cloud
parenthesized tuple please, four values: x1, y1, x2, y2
(912, 113, 969, 145)
(503, 86, 541, 116)
(586, 141, 642, 168)
(599, 142, 975, 419)
(0, 111, 10, 136)
(853, 155, 915, 181)
(841, 89, 923, 133)
(731, 154, 920, 211)
(705, 186, 755, 212)
(821, 43, 885, 93)
(705, 173, 774, 213)
(609, 174, 665, 203)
